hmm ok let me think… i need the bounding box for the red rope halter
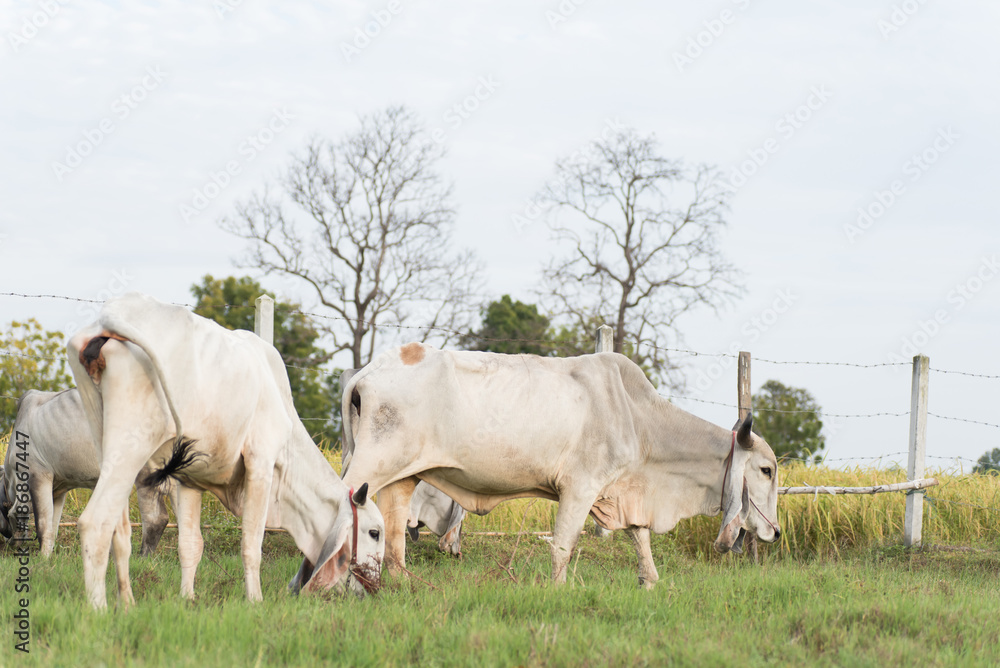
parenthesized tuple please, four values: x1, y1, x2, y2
(721, 431, 779, 535)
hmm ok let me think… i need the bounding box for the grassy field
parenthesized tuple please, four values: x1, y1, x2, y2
(2, 452, 1000, 666)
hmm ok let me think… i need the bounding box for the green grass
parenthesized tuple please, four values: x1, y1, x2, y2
(3, 442, 1000, 666)
(2, 531, 1000, 667)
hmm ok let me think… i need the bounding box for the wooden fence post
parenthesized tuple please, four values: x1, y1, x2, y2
(737, 352, 752, 423)
(904, 354, 930, 547)
(590, 325, 615, 538)
(254, 295, 274, 346)
(737, 351, 758, 562)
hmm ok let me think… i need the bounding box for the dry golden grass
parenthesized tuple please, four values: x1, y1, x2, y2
(9, 436, 1000, 558)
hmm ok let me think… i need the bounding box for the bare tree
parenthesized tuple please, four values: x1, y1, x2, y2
(538, 126, 742, 389)
(220, 106, 483, 368)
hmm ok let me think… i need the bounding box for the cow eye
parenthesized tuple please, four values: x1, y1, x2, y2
(761, 467, 772, 479)
(369, 529, 381, 541)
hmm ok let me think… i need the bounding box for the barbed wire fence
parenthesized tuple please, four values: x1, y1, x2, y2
(2, 291, 999, 542)
(2, 290, 998, 434)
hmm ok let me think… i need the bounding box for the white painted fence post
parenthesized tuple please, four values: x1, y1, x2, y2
(904, 354, 929, 547)
(595, 325, 614, 354)
(591, 325, 615, 538)
(254, 295, 274, 346)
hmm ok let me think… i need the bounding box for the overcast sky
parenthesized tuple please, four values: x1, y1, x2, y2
(1, 0, 997, 471)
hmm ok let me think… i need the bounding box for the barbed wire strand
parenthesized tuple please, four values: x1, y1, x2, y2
(5, 290, 999, 377)
(2, 350, 996, 427)
(925, 496, 1000, 513)
(930, 367, 1000, 380)
(2, 292, 998, 428)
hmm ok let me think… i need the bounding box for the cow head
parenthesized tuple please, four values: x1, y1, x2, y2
(288, 483, 385, 598)
(0, 466, 11, 540)
(714, 414, 781, 553)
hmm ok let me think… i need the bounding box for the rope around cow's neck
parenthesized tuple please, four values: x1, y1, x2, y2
(345, 487, 381, 594)
(348, 487, 358, 567)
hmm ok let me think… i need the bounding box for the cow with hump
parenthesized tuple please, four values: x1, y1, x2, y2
(340, 368, 466, 558)
(66, 292, 384, 610)
(341, 342, 781, 588)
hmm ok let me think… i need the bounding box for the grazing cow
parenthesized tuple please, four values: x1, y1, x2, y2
(406, 481, 466, 557)
(339, 368, 465, 558)
(0, 389, 176, 557)
(341, 343, 781, 588)
(66, 292, 384, 610)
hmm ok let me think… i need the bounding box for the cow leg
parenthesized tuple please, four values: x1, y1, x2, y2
(50, 489, 69, 556)
(112, 507, 135, 608)
(78, 472, 140, 610)
(137, 478, 170, 557)
(624, 526, 659, 590)
(377, 476, 418, 576)
(175, 484, 204, 600)
(240, 456, 276, 603)
(28, 473, 55, 557)
(550, 488, 598, 584)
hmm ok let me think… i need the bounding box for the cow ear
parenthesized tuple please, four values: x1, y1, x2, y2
(714, 478, 746, 553)
(352, 482, 369, 507)
(287, 557, 314, 595)
(302, 522, 351, 594)
(736, 414, 754, 450)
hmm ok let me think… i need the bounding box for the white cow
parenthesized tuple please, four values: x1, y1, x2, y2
(0, 389, 176, 557)
(406, 481, 465, 557)
(66, 292, 384, 610)
(339, 368, 465, 558)
(341, 343, 781, 588)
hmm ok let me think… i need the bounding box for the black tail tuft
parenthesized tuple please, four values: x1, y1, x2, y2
(144, 437, 201, 488)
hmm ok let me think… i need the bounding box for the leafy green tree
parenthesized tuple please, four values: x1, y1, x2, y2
(0, 319, 74, 435)
(462, 295, 553, 355)
(974, 448, 1000, 474)
(190, 275, 340, 447)
(463, 298, 657, 386)
(752, 380, 825, 463)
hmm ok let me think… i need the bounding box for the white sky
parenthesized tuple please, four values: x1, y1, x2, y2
(1, 0, 997, 471)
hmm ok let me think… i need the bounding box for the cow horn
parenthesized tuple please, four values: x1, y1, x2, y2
(736, 413, 754, 450)
(352, 482, 369, 507)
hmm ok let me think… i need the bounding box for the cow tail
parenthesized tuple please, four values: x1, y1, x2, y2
(97, 315, 187, 457)
(339, 367, 366, 477)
